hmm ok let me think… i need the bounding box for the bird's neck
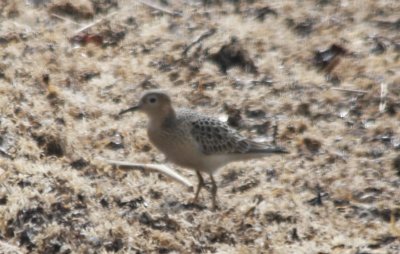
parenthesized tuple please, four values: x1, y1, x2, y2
(148, 106, 176, 129)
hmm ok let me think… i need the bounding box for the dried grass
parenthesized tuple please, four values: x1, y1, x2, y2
(0, 0, 399, 253)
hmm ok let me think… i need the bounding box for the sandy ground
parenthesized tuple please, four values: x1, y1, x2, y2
(0, 0, 399, 253)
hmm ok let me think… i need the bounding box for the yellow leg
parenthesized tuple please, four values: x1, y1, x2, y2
(193, 171, 204, 202)
(209, 174, 218, 210)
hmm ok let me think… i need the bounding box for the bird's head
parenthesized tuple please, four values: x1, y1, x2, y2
(119, 90, 174, 120)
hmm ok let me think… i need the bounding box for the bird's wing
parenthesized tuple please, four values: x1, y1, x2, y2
(190, 117, 287, 155)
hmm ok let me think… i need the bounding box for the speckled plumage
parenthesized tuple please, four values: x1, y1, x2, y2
(120, 90, 288, 210)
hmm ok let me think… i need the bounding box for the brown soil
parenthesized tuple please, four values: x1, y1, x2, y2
(0, 0, 399, 253)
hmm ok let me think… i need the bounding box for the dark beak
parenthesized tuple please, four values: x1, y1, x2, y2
(119, 105, 140, 115)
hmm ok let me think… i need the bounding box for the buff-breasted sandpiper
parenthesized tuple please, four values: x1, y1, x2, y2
(120, 90, 288, 210)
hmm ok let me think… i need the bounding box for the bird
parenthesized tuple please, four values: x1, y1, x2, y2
(119, 90, 288, 210)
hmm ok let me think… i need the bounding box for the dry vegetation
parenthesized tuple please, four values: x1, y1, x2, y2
(1, 0, 400, 253)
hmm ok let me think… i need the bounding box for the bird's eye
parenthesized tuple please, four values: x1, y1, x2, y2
(148, 97, 157, 103)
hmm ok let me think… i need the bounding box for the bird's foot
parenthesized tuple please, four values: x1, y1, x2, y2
(191, 195, 200, 204)
(211, 200, 221, 211)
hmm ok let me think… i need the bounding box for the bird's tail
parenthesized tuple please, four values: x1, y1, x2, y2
(247, 141, 289, 154)
(249, 146, 289, 154)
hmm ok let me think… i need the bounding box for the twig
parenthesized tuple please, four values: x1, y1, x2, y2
(73, 11, 118, 35)
(379, 82, 388, 113)
(102, 159, 193, 188)
(50, 13, 79, 25)
(0, 240, 24, 254)
(332, 87, 368, 94)
(11, 21, 33, 33)
(272, 119, 278, 146)
(182, 28, 217, 55)
(0, 147, 12, 159)
(390, 207, 400, 237)
(138, 0, 182, 17)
